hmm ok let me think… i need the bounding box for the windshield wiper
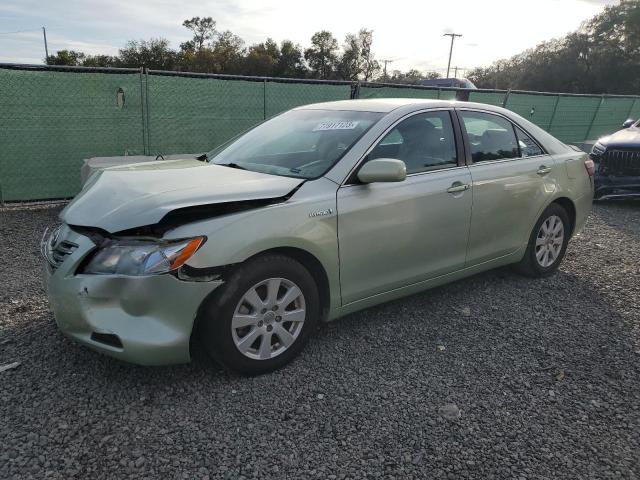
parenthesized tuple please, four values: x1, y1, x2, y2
(217, 162, 247, 170)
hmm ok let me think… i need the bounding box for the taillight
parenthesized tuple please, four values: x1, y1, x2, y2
(584, 159, 595, 177)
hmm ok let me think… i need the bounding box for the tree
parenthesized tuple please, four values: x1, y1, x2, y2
(46, 50, 86, 66)
(358, 29, 379, 81)
(467, 0, 640, 94)
(211, 30, 245, 73)
(380, 69, 434, 84)
(45, 50, 118, 67)
(276, 40, 307, 77)
(119, 38, 176, 69)
(337, 34, 361, 80)
(304, 31, 338, 79)
(81, 55, 119, 67)
(181, 16, 217, 52)
(244, 38, 280, 76)
(337, 28, 380, 81)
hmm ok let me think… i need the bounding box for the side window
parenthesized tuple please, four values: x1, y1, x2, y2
(368, 111, 458, 174)
(460, 111, 518, 162)
(515, 126, 544, 157)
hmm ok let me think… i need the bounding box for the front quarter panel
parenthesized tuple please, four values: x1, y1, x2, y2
(164, 177, 341, 314)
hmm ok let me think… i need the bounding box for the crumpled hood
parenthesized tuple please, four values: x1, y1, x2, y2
(61, 159, 304, 233)
(601, 127, 640, 149)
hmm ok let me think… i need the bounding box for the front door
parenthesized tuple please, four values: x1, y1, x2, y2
(337, 110, 473, 305)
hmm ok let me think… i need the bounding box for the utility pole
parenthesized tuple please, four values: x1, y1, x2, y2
(443, 33, 462, 78)
(42, 26, 49, 63)
(381, 59, 394, 82)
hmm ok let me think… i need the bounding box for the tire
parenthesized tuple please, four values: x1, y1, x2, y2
(198, 254, 319, 375)
(514, 203, 571, 278)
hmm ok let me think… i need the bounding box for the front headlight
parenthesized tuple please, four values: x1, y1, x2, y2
(591, 142, 606, 156)
(81, 237, 205, 276)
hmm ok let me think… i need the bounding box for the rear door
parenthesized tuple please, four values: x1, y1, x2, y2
(456, 109, 557, 265)
(337, 109, 473, 304)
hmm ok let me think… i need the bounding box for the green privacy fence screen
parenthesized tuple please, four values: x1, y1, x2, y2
(0, 64, 638, 201)
(145, 74, 265, 156)
(359, 84, 457, 101)
(0, 66, 145, 201)
(144, 73, 352, 155)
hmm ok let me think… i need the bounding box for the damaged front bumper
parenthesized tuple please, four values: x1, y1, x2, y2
(594, 174, 640, 200)
(593, 149, 640, 200)
(43, 226, 222, 365)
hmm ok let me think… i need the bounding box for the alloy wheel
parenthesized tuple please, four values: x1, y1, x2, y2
(535, 215, 564, 268)
(231, 278, 306, 360)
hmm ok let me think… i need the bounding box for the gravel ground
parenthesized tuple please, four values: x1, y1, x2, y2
(1, 201, 639, 480)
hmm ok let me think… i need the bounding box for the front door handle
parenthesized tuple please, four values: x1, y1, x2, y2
(447, 182, 470, 194)
(537, 165, 552, 175)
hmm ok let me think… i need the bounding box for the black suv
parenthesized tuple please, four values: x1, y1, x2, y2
(590, 118, 640, 199)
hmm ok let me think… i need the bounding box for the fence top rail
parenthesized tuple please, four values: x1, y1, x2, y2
(0, 62, 638, 99)
(358, 81, 640, 99)
(146, 68, 354, 86)
(0, 62, 141, 74)
(491, 88, 639, 99)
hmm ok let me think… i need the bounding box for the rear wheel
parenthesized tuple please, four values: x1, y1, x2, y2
(198, 254, 319, 375)
(514, 203, 570, 278)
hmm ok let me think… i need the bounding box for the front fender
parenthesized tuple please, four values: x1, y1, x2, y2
(163, 178, 342, 311)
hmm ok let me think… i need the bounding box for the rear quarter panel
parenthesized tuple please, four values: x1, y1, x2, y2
(554, 150, 593, 234)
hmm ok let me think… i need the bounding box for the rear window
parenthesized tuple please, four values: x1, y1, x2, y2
(459, 111, 519, 162)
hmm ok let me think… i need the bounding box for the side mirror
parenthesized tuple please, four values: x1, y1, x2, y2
(622, 119, 635, 129)
(357, 158, 407, 184)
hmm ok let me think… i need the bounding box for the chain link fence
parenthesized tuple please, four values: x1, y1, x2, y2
(1, 64, 638, 201)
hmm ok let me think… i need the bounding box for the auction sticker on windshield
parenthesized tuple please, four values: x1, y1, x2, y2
(313, 121, 359, 131)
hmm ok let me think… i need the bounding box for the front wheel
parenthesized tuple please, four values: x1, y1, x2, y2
(514, 203, 571, 278)
(198, 254, 319, 375)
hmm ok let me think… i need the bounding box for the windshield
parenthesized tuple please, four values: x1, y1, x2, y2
(207, 109, 384, 179)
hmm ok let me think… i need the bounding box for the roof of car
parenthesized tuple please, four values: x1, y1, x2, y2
(296, 98, 459, 113)
(296, 98, 571, 155)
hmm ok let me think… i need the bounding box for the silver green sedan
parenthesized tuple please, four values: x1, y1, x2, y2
(43, 99, 594, 375)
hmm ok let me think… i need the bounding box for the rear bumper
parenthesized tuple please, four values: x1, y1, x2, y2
(43, 228, 221, 366)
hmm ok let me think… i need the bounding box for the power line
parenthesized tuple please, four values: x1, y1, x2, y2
(453, 66, 469, 78)
(380, 59, 394, 82)
(0, 28, 43, 36)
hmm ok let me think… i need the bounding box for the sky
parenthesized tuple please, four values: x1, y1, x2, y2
(0, 0, 619, 75)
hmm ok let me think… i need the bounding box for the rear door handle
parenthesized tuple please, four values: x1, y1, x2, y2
(447, 183, 470, 194)
(537, 165, 552, 175)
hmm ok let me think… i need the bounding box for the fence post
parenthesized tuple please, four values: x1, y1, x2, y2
(585, 95, 605, 141)
(547, 95, 561, 132)
(145, 69, 151, 155)
(139, 67, 148, 155)
(263, 78, 267, 120)
(350, 81, 361, 100)
(502, 89, 511, 108)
